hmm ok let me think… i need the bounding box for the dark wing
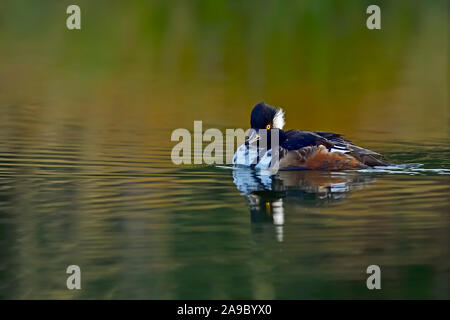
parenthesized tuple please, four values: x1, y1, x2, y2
(281, 130, 334, 150)
(313, 131, 353, 152)
(314, 131, 390, 166)
(313, 131, 351, 144)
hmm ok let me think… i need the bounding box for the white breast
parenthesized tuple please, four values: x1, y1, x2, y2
(255, 149, 272, 169)
(233, 144, 276, 170)
(233, 144, 259, 166)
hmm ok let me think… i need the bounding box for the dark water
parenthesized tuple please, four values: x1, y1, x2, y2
(0, 108, 448, 299)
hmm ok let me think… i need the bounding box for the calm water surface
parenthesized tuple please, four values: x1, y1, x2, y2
(0, 106, 448, 299)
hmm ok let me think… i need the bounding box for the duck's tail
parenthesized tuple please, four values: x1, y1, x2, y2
(349, 151, 390, 167)
(314, 131, 390, 167)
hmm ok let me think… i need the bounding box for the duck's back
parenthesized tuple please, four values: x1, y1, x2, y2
(278, 130, 389, 170)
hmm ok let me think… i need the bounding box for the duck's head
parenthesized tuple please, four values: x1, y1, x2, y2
(250, 102, 285, 131)
(248, 102, 286, 147)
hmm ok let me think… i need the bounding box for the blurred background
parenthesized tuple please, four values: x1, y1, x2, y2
(0, 0, 447, 139)
(0, 0, 448, 299)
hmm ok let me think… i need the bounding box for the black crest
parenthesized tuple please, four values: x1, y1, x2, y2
(250, 102, 277, 129)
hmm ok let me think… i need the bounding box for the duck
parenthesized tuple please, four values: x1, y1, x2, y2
(233, 102, 390, 171)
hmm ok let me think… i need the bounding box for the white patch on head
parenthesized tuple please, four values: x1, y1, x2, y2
(273, 108, 285, 129)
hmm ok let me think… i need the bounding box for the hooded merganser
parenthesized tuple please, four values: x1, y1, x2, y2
(233, 102, 390, 171)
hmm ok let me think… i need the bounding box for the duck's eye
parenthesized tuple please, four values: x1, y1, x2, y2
(266, 124, 271, 130)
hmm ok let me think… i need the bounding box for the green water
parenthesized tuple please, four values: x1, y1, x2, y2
(0, 119, 448, 299)
(0, 1, 448, 299)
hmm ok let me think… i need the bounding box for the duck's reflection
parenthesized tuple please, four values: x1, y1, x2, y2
(233, 169, 375, 242)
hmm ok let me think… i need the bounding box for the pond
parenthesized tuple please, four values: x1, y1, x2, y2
(0, 112, 448, 299)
